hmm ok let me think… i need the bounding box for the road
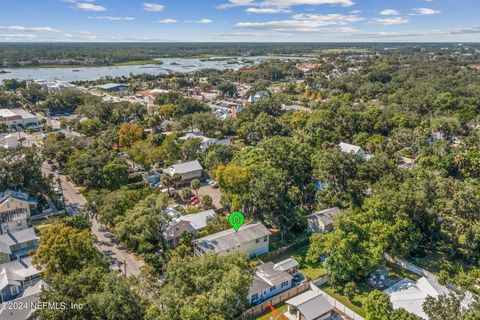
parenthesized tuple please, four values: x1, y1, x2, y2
(41, 161, 144, 277)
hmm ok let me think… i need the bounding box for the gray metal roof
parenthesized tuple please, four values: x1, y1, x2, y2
(193, 222, 271, 254)
(96, 83, 128, 90)
(182, 209, 216, 231)
(0, 228, 39, 254)
(249, 262, 293, 296)
(286, 290, 333, 320)
(166, 160, 203, 175)
(339, 142, 363, 155)
(0, 280, 45, 320)
(308, 207, 340, 227)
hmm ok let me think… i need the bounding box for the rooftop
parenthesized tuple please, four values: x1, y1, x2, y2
(285, 288, 333, 320)
(339, 142, 363, 155)
(308, 207, 340, 227)
(96, 83, 128, 90)
(193, 222, 271, 254)
(166, 160, 203, 175)
(0, 228, 39, 254)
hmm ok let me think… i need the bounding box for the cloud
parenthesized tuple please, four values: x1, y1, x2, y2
(218, 0, 354, 9)
(236, 13, 362, 32)
(75, 2, 106, 12)
(0, 25, 61, 33)
(246, 7, 290, 14)
(87, 16, 135, 21)
(413, 8, 441, 15)
(355, 27, 480, 39)
(158, 18, 177, 23)
(0, 34, 39, 39)
(143, 3, 165, 12)
(371, 17, 409, 25)
(380, 9, 399, 16)
(197, 19, 213, 24)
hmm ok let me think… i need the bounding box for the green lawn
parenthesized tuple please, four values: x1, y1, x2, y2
(267, 245, 327, 281)
(255, 302, 287, 320)
(386, 261, 421, 281)
(320, 283, 371, 317)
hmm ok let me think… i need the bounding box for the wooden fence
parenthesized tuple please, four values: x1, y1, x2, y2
(241, 282, 310, 318)
(260, 237, 309, 263)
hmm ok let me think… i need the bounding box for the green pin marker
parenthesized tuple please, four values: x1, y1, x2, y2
(229, 211, 245, 232)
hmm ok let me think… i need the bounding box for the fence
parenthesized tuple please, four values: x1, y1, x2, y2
(316, 287, 365, 320)
(384, 253, 477, 302)
(260, 237, 309, 263)
(241, 282, 310, 318)
(312, 274, 330, 287)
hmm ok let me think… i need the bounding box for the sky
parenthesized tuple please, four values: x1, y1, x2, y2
(0, 0, 479, 42)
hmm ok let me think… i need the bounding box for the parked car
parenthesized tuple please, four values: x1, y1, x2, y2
(191, 196, 200, 205)
(208, 180, 219, 188)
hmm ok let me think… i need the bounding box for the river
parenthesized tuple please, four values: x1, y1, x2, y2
(0, 56, 311, 82)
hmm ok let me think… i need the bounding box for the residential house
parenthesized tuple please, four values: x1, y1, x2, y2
(339, 142, 365, 158)
(247, 90, 270, 103)
(179, 132, 218, 152)
(307, 207, 340, 233)
(193, 222, 271, 258)
(385, 277, 475, 319)
(0, 257, 41, 303)
(3, 135, 19, 149)
(0, 228, 39, 263)
(163, 209, 216, 248)
(284, 284, 334, 320)
(0, 190, 35, 235)
(0, 280, 46, 320)
(164, 160, 203, 183)
(249, 261, 294, 305)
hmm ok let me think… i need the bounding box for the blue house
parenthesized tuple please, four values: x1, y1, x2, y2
(0, 257, 41, 303)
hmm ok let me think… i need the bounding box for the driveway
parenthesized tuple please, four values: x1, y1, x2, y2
(197, 184, 223, 209)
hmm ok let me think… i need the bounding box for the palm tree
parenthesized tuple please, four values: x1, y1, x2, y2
(190, 179, 201, 197)
(171, 173, 182, 191)
(160, 174, 173, 196)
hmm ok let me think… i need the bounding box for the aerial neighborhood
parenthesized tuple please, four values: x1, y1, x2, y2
(0, 41, 480, 320)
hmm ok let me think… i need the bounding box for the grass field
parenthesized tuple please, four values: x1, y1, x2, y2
(268, 245, 327, 281)
(320, 283, 370, 317)
(255, 303, 288, 320)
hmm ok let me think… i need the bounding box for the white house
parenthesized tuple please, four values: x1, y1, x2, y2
(163, 209, 216, 248)
(164, 160, 203, 183)
(385, 276, 475, 319)
(249, 261, 294, 305)
(247, 90, 270, 103)
(339, 142, 371, 160)
(307, 207, 340, 233)
(192, 222, 271, 258)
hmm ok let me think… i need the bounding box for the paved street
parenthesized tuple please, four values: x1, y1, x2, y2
(41, 161, 144, 277)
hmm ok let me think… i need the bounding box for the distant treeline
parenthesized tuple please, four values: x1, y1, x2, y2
(1, 42, 479, 67)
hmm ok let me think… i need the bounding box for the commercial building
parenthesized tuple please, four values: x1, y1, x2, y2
(96, 83, 129, 93)
(0, 109, 39, 129)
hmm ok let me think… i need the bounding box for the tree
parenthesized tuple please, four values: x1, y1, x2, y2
(181, 137, 201, 161)
(38, 265, 145, 320)
(190, 179, 201, 197)
(118, 123, 143, 149)
(201, 195, 213, 209)
(364, 290, 393, 320)
(102, 161, 129, 190)
(147, 253, 253, 320)
(423, 293, 466, 320)
(33, 222, 104, 279)
(114, 193, 170, 254)
(391, 309, 423, 320)
(161, 174, 174, 196)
